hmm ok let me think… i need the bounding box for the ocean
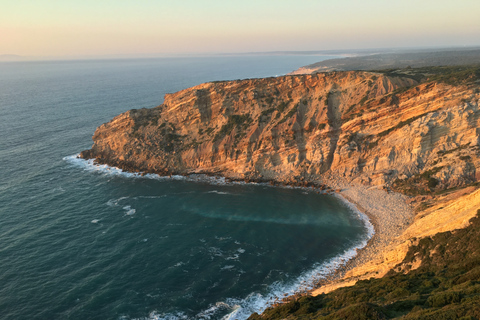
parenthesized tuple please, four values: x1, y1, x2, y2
(0, 55, 372, 320)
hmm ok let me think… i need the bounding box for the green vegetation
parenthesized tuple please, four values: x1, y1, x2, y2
(149, 114, 160, 126)
(259, 107, 276, 122)
(163, 132, 181, 152)
(359, 92, 370, 106)
(325, 91, 331, 105)
(392, 166, 444, 196)
(204, 127, 215, 136)
(376, 65, 480, 85)
(277, 100, 291, 113)
(278, 104, 299, 124)
(318, 123, 327, 130)
(214, 114, 253, 141)
(154, 121, 183, 152)
(249, 211, 480, 320)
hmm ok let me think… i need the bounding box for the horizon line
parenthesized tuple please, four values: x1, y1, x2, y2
(2, 44, 480, 62)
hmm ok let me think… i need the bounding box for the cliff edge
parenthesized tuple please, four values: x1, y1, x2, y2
(81, 66, 480, 196)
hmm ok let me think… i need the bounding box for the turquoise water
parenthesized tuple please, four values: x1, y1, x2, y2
(0, 56, 371, 320)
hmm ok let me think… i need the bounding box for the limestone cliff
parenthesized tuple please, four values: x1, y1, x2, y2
(80, 66, 480, 192)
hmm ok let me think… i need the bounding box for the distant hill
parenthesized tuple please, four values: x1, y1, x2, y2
(0, 54, 26, 61)
(291, 48, 480, 74)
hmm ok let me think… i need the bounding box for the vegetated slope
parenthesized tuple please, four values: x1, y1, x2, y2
(81, 66, 480, 195)
(248, 211, 480, 320)
(290, 48, 480, 74)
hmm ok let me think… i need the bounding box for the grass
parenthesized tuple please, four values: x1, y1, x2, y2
(375, 65, 480, 86)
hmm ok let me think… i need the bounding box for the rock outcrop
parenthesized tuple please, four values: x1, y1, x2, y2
(81, 67, 480, 192)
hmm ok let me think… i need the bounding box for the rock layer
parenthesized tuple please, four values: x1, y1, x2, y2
(81, 69, 480, 191)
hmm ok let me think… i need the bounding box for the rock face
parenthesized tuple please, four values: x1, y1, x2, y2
(81, 68, 480, 191)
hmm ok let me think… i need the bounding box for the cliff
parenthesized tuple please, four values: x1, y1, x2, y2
(81, 66, 480, 195)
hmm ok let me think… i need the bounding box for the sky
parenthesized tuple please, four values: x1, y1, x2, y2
(1, 0, 480, 59)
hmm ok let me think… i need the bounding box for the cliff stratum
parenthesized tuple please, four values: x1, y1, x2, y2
(81, 66, 480, 195)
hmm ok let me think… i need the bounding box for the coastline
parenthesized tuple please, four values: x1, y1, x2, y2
(309, 178, 480, 297)
(309, 177, 414, 295)
(69, 154, 414, 303)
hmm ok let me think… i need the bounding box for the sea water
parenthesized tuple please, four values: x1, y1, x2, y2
(0, 55, 372, 320)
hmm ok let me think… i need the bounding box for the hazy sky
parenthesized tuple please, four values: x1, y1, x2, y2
(2, 0, 480, 58)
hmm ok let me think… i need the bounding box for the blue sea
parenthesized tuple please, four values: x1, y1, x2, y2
(0, 55, 373, 320)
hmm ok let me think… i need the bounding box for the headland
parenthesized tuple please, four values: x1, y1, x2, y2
(80, 54, 480, 318)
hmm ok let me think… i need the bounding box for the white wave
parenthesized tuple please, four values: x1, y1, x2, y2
(63, 154, 248, 186)
(220, 265, 235, 271)
(208, 247, 223, 257)
(225, 254, 240, 261)
(207, 190, 231, 195)
(91, 219, 100, 223)
(173, 262, 186, 268)
(107, 196, 129, 207)
(224, 248, 245, 261)
(53, 186, 65, 193)
(215, 236, 232, 241)
(63, 154, 179, 180)
(196, 302, 232, 320)
(132, 311, 188, 320)
(123, 205, 136, 216)
(137, 195, 168, 199)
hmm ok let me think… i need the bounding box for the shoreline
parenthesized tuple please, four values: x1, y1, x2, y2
(68, 154, 415, 316)
(308, 176, 414, 295)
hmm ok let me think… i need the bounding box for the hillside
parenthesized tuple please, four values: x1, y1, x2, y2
(290, 49, 480, 74)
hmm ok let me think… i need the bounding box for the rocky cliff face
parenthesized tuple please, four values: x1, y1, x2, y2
(81, 67, 480, 192)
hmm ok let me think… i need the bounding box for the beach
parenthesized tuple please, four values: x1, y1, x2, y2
(311, 176, 415, 295)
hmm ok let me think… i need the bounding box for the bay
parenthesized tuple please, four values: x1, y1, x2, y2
(0, 55, 370, 320)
